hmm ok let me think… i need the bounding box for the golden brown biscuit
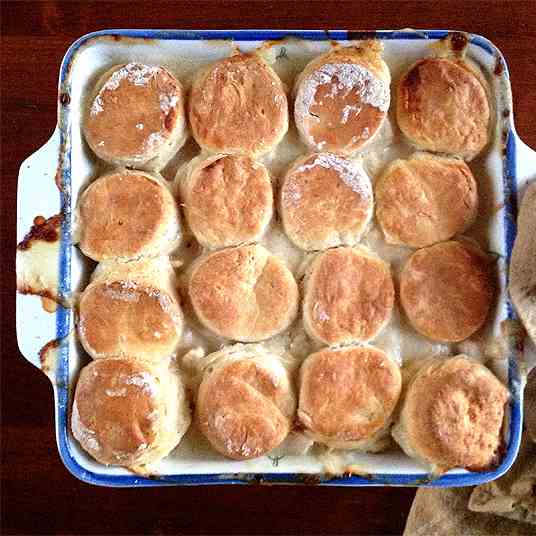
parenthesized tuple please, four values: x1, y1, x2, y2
(397, 57, 491, 160)
(280, 153, 373, 251)
(180, 154, 273, 249)
(72, 358, 191, 468)
(83, 63, 186, 171)
(188, 245, 299, 342)
(392, 356, 509, 471)
(298, 345, 402, 450)
(400, 240, 493, 342)
(77, 169, 181, 261)
(196, 346, 296, 460)
(376, 153, 478, 248)
(294, 42, 390, 154)
(78, 259, 183, 362)
(189, 53, 288, 156)
(303, 246, 394, 345)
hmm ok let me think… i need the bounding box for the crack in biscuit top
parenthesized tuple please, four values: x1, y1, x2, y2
(189, 246, 298, 341)
(296, 63, 389, 119)
(78, 279, 183, 359)
(295, 61, 390, 152)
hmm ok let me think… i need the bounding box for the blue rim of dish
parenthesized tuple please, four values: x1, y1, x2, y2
(53, 29, 522, 487)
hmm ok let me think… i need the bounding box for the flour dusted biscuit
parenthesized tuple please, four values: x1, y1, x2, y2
(78, 259, 183, 362)
(72, 358, 191, 468)
(84, 63, 187, 171)
(294, 42, 390, 154)
(280, 153, 373, 251)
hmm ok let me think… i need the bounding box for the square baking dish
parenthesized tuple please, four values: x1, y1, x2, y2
(16, 29, 536, 487)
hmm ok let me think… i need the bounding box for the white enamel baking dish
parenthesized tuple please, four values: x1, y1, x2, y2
(16, 29, 536, 487)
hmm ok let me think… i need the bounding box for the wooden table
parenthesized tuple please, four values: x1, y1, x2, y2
(3, 2, 536, 534)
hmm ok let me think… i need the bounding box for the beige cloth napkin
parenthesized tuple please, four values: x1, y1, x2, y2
(468, 427, 535, 525)
(404, 184, 536, 535)
(510, 182, 536, 345)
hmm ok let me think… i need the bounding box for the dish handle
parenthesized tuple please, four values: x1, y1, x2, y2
(16, 128, 68, 378)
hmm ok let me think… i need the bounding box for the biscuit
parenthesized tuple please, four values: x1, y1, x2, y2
(298, 345, 401, 450)
(294, 42, 390, 154)
(188, 245, 299, 342)
(400, 240, 493, 342)
(189, 53, 288, 156)
(280, 153, 373, 250)
(84, 63, 187, 171)
(392, 356, 509, 471)
(78, 259, 183, 362)
(303, 246, 394, 345)
(397, 57, 490, 160)
(196, 346, 296, 460)
(77, 169, 181, 261)
(72, 358, 191, 468)
(376, 153, 478, 247)
(180, 154, 273, 249)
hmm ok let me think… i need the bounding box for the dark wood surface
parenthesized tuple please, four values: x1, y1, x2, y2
(2, 2, 536, 534)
